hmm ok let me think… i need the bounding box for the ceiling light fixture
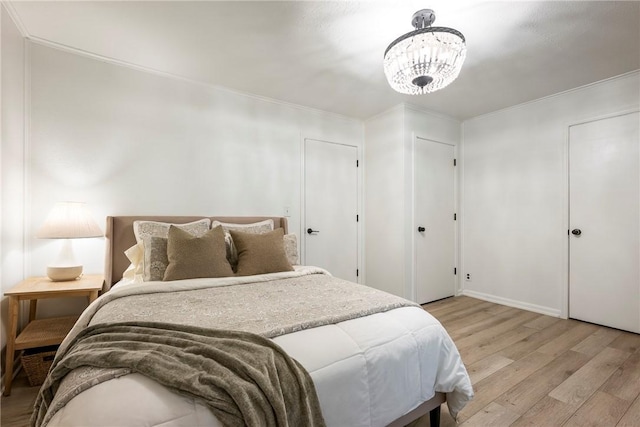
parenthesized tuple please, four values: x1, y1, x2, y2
(383, 9, 466, 95)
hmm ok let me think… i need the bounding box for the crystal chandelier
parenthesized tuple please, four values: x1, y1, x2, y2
(383, 9, 466, 95)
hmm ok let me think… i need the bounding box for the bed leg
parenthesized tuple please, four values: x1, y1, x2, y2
(429, 405, 441, 427)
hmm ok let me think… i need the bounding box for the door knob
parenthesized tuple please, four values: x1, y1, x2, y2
(307, 228, 319, 235)
(571, 229, 582, 236)
(418, 226, 426, 232)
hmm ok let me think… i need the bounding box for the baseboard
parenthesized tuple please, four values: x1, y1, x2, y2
(461, 289, 561, 318)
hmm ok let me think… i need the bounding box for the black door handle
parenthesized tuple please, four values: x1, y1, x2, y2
(571, 229, 582, 236)
(418, 226, 426, 232)
(307, 228, 319, 235)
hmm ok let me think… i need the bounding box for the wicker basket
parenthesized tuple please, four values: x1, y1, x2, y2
(22, 346, 58, 387)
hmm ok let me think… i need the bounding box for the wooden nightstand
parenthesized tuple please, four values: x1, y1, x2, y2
(3, 274, 104, 396)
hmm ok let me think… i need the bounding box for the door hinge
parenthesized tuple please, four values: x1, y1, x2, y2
(356, 214, 359, 222)
(356, 269, 359, 277)
(454, 268, 457, 275)
(356, 160, 359, 167)
(454, 213, 457, 220)
(454, 159, 457, 166)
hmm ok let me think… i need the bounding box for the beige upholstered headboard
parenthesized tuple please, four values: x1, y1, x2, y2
(104, 216, 288, 291)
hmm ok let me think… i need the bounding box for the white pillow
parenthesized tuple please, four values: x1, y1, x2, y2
(122, 241, 144, 284)
(133, 219, 211, 281)
(211, 219, 274, 269)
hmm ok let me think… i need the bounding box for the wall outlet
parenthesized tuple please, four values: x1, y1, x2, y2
(466, 273, 471, 281)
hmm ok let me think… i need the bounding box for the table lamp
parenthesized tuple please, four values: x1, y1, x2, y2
(36, 201, 103, 281)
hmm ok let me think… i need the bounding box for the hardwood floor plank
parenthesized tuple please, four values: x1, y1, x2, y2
(422, 295, 459, 310)
(459, 325, 539, 365)
(523, 315, 560, 331)
(608, 332, 640, 354)
(454, 310, 539, 351)
(425, 296, 481, 317)
(456, 351, 554, 423)
(441, 304, 513, 335)
(537, 322, 600, 357)
(563, 391, 630, 427)
(0, 371, 39, 427)
(498, 318, 578, 361)
(601, 350, 640, 402)
(548, 347, 631, 406)
(571, 327, 622, 357)
(618, 395, 640, 427)
(494, 350, 590, 415)
(511, 396, 576, 427)
(434, 301, 494, 325)
(467, 354, 514, 385)
(447, 307, 520, 341)
(459, 402, 520, 427)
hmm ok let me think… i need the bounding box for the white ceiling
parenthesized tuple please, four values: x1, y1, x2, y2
(7, 0, 640, 120)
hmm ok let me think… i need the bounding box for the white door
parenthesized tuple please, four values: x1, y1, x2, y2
(569, 112, 640, 333)
(304, 139, 358, 282)
(415, 137, 456, 304)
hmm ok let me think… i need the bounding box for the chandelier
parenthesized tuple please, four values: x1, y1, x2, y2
(383, 9, 466, 95)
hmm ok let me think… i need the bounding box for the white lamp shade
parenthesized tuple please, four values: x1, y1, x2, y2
(36, 202, 103, 239)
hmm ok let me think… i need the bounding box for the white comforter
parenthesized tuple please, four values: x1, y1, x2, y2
(48, 269, 473, 427)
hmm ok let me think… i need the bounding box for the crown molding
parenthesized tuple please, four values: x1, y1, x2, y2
(1, 1, 28, 37)
(25, 34, 362, 125)
(465, 69, 640, 123)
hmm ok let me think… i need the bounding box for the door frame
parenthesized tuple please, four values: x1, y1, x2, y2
(562, 107, 640, 319)
(410, 134, 459, 302)
(300, 136, 363, 283)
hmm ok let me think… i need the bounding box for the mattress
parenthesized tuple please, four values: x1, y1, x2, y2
(44, 269, 473, 427)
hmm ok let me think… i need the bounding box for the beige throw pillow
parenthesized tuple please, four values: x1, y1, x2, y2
(148, 237, 169, 281)
(283, 234, 298, 265)
(211, 219, 274, 269)
(230, 228, 294, 276)
(163, 225, 234, 281)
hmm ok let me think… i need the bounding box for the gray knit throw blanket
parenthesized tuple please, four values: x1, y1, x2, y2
(32, 322, 326, 427)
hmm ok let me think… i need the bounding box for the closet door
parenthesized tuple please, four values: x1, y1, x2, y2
(415, 137, 456, 304)
(569, 111, 640, 333)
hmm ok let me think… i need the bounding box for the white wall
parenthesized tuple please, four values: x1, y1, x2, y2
(461, 71, 640, 316)
(364, 105, 405, 297)
(364, 104, 461, 299)
(26, 42, 363, 317)
(1, 5, 26, 374)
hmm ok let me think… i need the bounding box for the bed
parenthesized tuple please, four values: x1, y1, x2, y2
(33, 216, 473, 427)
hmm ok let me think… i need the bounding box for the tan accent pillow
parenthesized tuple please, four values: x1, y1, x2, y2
(230, 228, 294, 276)
(163, 225, 233, 281)
(211, 219, 274, 270)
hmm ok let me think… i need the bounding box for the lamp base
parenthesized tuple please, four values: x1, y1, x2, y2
(47, 266, 83, 282)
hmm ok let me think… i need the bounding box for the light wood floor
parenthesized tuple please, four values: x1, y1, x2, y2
(1, 370, 38, 427)
(2, 296, 639, 427)
(420, 296, 640, 427)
